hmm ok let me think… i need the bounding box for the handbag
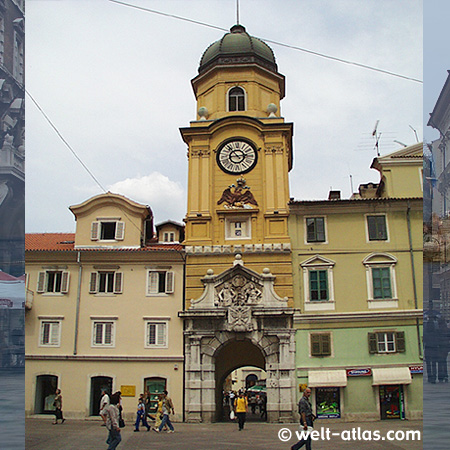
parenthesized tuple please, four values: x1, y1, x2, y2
(119, 418, 125, 428)
(230, 410, 235, 420)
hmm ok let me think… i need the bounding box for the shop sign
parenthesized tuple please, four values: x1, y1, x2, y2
(346, 368, 372, 377)
(409, 365, 423, 374)
(120, 385, 136, 397)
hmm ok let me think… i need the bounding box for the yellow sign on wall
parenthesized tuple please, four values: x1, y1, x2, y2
(120, 385, 136, 397)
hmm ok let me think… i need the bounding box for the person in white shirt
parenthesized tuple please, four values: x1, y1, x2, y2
(99, 389, 110, 426)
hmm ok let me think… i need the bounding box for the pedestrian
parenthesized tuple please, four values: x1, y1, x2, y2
(153, 393, 168, 431)
(52, 388, 65, 425)
(291, 387, 315, 450)
(425, 318, 440, 383)
(99, 388, 110, 426)
(155, 390, 175, 433)
(229, 390, 235, 409)
(134, 395, 151, 431)
(234, 391, 248, 431)
(260, 394, 267, 421)
(105, 392, 122, 450)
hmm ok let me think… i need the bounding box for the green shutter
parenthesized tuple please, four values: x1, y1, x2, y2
(396, 331, 406, 352)
(368, 333, 378, 354)
(311, 334, 321, 356)
(321, 334, 331, 356)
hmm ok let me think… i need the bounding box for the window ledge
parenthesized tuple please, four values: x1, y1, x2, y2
(367, 299, 398, 309)
(146, 294, 170, 297)
(304, 301, 335, 311)
(41, 293, 65, 296)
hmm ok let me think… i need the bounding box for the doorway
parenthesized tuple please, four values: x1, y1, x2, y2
(34, 375, 58, 414)
(90, 376, 113, 416)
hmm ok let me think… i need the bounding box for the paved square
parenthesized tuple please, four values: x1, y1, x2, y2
(26, 418, 422, 450)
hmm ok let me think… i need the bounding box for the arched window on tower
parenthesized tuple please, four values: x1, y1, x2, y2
(228, 87, 245, 112)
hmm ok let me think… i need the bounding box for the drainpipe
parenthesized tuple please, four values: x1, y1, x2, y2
(406, 202, 423, 359)
(73, 251, 82, 355)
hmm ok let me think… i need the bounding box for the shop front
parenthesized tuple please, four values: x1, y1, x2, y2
(372, 367, 412, 420)
(308, 370, 347, 420)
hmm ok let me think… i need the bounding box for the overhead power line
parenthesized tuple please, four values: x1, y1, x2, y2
(25, 89, 107, 193)
(108, 0, 422, 84)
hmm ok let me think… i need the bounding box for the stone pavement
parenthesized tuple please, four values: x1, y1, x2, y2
(26, 418, 422, 450)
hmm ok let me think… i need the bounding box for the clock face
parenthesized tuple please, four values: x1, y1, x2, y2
(216, 139, 257, 174)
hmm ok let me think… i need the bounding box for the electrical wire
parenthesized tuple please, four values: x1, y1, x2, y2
(108, 0, 422, 84)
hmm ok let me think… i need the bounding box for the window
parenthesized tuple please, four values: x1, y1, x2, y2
(163, 232, 175, 242)
(40, 321, 61, 347)
(145, 321, 168, 347)
(13, 31, 24, 84)
(91, 221, 125, 241)
(147, 271, 174, 295)
(310, 333, 331, 357)
(309, 270, 328, 301)
(92, 321, 115, 347)
(37, 271, 70, 294)
(368, 331, 405, 354)
(300, 255, 335, 311)
(228, 87, 245, 112)
(363, 253, 398, 305)
(306, 217, 326, 242)
(367, 215, 387, 241)
(225, 216, 251, 240)
(90, 271, 123, 294)
(372, 267, 391, 299)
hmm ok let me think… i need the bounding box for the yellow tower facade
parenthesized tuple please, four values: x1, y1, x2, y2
(181, 24, 294, 305)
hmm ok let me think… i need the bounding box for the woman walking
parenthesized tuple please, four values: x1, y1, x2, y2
(52, 388, 65, 425)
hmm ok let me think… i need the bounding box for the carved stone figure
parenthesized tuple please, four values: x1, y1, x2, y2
(217, 177, 258, 208)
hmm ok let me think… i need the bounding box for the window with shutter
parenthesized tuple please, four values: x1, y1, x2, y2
(368, 333, 377, 354)
(148, 271, 159, 295)
(40, 321, 60, 346)
(37, 272, 46, 293)
(91, 221, 100, 240)
(309, 270, 328, 301)
(92, 321, 115, 346)
(146, 322, 167, 347)
(147, 271, 174, 295)
(395, 331, 406, 352)
(114, 272, 123, 294)
(89, 272, 98, 293)
(165, 271, 174, 294)
(367, 215, 387, 241)
(310, 333, 331, 356)
(115, 221, 125, 240)
(61, 272, 70, 293)
(306, 217, 326, 242)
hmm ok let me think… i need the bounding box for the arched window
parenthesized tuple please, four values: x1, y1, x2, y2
(228, 87, 245, 112)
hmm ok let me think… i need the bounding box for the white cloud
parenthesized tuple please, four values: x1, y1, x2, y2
(108, 173, 186, 223)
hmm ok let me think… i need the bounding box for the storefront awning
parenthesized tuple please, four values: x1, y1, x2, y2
(308, 370, 347, 387)
(372, 367, 412, 385)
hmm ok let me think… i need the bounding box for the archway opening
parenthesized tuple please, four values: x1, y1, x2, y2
(214, 338, 267, 422)
(34, 375, 58, 414)
(90, 376, 113, 416)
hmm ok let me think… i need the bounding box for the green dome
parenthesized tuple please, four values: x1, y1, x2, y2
(199, 24, 277, 74)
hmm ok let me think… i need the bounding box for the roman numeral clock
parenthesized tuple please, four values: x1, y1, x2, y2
(216, 138, 258, 174)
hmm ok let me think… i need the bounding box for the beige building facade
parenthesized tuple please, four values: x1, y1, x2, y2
(25, 193, 185, 421)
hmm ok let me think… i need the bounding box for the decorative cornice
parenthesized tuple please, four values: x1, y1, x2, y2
(26, 354, 184, 362)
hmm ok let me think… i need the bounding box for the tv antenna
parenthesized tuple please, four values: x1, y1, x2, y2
(372, 120, 381, 156)
(236, 0, 240, 24)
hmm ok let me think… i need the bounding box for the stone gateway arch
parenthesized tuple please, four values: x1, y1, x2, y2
(180, 255, 296, 422)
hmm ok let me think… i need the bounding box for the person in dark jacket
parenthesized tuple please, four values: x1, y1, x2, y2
(437, 318, 450, 382)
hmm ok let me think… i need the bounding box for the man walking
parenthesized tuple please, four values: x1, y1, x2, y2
(291, 387, 315, 450)
(155, 390, 175, 433)
(99, 389, 110, 426)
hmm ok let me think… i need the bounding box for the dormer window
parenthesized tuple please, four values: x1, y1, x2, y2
(91, 220, 125, 241)
(228, 87, 245, 112)
(163, 232, 175, 243)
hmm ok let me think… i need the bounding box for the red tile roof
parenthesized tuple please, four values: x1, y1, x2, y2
(25, 233, 183, 252)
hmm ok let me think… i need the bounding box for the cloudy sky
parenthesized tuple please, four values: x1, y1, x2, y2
(26, 0, 423, 232)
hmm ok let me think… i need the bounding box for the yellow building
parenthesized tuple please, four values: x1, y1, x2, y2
(179, 24, 297, 423)
(289, 143, 423, 421)
(25, 193, 185, 421)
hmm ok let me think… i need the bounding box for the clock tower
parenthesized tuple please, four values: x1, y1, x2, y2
(180, 24, 296, 423)
(181, 24, 294, 303)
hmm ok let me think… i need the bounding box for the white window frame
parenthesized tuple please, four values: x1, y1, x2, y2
(376, 332, 396, 353)
(144, 320, 169, 348)
(91, 220, 125, 241)
(163, 232, 175, 243)
(91, 320, 116, 347)
(39, 319, 62, 347)
(225, 216, 251, 240)
(300, 255, 335, 311)
(89, 271, 123, 295)
(36, 270, 70, 294)
(365, 213, 389, 243)
(304, 216, 328, 244)
(226, 85, 247, 112)
(146, 270, 174, 296)
(363, 253, 398, 309)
